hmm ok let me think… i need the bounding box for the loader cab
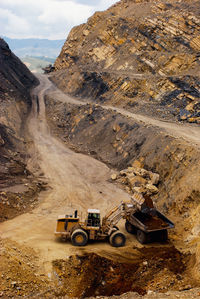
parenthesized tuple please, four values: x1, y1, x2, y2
(87, 209, 100, 227)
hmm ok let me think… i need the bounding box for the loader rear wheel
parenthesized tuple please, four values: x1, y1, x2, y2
(125, 221, 136, 234)
(109, 231, 126, 247)
(136, 229, 148, 244)
(71, 229, 88, 246)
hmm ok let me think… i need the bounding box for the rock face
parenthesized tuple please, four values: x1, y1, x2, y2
(52, 0, 200, 123)
(0, 38, 38, 103)
(0, 38, 39, 221)
(0, 38, 38, 141)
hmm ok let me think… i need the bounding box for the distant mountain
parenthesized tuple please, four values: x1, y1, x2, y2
(2, 37, 65, 58)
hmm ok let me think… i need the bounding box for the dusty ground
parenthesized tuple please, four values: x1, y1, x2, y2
(1, 75, 200, 298)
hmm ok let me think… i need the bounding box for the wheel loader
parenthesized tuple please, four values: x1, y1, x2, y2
(55, 207, 126, 247)
(55, 192, 174, 246)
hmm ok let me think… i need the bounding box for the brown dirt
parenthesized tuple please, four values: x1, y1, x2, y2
(134, 213, 168, 230)
(0, 238, 52, 298)
(52, 246, 194, 298)
(0, 181, 45, 222)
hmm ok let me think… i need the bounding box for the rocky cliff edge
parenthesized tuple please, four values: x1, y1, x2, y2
(0, 38, 41, 221)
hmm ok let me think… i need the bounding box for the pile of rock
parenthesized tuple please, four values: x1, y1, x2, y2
(111, 161, 160, 196)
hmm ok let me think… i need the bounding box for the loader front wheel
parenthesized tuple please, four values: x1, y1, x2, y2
(71, 229, 88, 246)
(109, 231, 126, 247)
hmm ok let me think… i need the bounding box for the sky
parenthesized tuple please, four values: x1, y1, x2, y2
(0, 0, 118, 40)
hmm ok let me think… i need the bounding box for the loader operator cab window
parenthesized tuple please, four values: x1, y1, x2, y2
(87, 209, 100, 227)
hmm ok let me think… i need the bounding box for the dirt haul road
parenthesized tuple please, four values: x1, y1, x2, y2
(0, 75, 132, 276)
(47, 75, 200, 148)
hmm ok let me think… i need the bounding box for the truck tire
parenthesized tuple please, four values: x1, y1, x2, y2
(125, 221, 136, 234)
(71, 229, 88, 246)
(136, 229, 148, 244)
(160, 229, 168, 242)
(109, 231, 126, 247)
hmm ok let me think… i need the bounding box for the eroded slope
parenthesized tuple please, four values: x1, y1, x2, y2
(0, 38, 41, 221)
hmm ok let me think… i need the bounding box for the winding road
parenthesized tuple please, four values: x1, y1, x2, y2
(46, 75, 200, 148)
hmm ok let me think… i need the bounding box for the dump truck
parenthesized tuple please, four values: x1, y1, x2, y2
(123, 193, 174, 244)
(55, 193, 174, 246)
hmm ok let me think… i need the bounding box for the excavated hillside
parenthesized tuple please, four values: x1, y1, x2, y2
(0, 38, 41, 221)
(52, 0, 200, 124)
(1, 1, 200, 298)
(49, 1, 200, 263)
(43, 0, 200, 297)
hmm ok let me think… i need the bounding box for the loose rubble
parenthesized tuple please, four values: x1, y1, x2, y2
(52, 247, 195, 298)
(111, 160, 160, 196)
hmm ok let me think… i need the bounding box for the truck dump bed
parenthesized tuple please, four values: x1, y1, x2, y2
(129, 210, 174, 233)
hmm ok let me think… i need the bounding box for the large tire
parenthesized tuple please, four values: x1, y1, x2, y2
(160, 229, 168, 242)
(109, 231, 126, 247)
(125, 221, 136, 234)
(136, 229, 148, 244)
(71, 229, 88, 246)
(110, 226, 119, 236)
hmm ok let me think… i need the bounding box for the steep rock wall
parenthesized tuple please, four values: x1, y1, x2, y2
(0, 39, 40, 221)
(51, 0, 200, 123)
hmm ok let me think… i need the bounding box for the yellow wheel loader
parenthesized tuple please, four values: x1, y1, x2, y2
(55, 208, 126, 247)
